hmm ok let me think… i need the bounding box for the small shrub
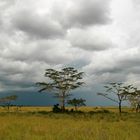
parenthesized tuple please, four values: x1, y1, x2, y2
(52, 104, 61, 113)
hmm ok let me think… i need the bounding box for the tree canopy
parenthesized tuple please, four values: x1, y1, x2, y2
(37, 67, 84, 111)
(98, 83, 135, 114)
(67, 98, 86, 111)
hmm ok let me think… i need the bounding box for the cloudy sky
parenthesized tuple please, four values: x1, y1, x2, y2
(0, 0, 140, 106)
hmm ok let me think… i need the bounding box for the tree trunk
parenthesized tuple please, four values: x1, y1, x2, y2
(61, 103, 65, 112)
(119, 101, 122, 114)
(136, 104, 139, 113)
(75, 105, 77, 111)
(61, 95, 65, 112)
(136, 106, 138, 113)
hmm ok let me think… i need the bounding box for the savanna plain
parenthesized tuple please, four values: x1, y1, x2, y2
(0, 106, 139, 140)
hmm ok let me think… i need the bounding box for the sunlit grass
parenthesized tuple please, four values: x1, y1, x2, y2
(0, 106, 139, 140)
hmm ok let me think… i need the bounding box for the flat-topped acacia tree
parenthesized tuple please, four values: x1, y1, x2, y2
(0, 95, 18, 111)
(128, 89, 140, 112)
(98, 83, 135, 114)
(37, 67, 84, 111)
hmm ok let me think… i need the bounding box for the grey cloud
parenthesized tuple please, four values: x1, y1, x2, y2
(0, 17, 2, 26)
(0, 0, 15, 9)
(0, 58, 48, 91)
(1, 0, 140, 104)
(0, 35, 91, 91)
(133, 0, 140, 5)
(82, 47, 140, 87)
(68, 0, 111, 26)
(67, 28, 111, 51)
(127, 67, 140, 74)
(92, 58, 140, 76)
(0, 0, 17, 34)
(117, 56, 140, 75)
(11, 0, 111, 41)
(120, 59, 140, 70)
(95, 67, 124, 75)
(12, 9, 65, 39)
(83, 71, 127, 89)
(0, 38, 84, 65)
(97, 73, 127, 84)
(52, 0, 111, 28)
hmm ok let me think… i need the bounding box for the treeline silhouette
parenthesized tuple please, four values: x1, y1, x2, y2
(0, 67, 140, 114)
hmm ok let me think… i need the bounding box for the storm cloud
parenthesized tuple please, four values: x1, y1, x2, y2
(13, 9, 65, 39)
(51, 0, 111, 28)
(0, 0, 140, 105)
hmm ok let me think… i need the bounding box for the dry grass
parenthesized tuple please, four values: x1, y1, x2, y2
(0, 106, 139, 140)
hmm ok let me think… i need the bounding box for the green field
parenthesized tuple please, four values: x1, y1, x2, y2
(0, 107, 140, 140)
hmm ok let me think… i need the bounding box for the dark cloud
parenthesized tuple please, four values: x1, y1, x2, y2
(0, 90, 58, 106)
(92, 57, 140, 76)
(11, 0, 111, 40)
(12, 9, 65, 39)
(68, 0, 111, 26)
(52, 0, 111, 28)
(0, 0, 140, 106)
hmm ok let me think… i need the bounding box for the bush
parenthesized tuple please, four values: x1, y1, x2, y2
(52, 104, 61, 113)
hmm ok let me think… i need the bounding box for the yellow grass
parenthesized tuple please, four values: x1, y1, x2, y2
(0, 106, 139, 140)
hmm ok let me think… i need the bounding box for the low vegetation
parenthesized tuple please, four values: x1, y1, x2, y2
(0, 106, 139, 140)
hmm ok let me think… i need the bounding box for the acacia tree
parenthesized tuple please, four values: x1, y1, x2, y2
(37, 67, 84, 111)
(67, 98, 86, 111)
(98, 83, 134, 114)
(0, 95, 18, 111)
(127, 89, 140, 112)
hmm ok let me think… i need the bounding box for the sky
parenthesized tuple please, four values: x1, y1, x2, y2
(0, 0, 140, 106)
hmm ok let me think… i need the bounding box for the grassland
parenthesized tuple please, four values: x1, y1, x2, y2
(0, 106, 139, 140)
